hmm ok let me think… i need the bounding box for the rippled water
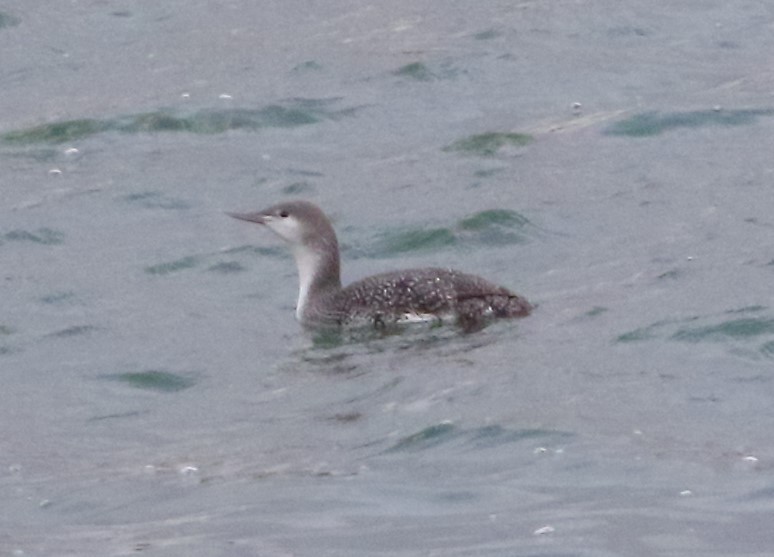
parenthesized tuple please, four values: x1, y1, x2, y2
(2, 1, 774, 556)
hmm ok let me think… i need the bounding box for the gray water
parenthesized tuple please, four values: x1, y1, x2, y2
(2, 1, 774, 555)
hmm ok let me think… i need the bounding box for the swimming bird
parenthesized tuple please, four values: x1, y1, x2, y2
(228, 200, 532, 331)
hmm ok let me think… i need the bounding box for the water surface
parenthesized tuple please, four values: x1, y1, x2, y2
(2, 1, 774, 556)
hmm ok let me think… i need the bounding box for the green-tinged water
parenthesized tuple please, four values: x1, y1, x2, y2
(103, 370, 197, 392)
(2, 100, 358, 144)
(2, 2, 774, 556)
(3, 228, 65, 245)
(605, 109, 774, 137)
(443, 131, 534, 156)
(346, 208, 533, 257)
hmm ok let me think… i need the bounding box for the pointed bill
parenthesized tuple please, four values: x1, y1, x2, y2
(226, 211, 269, 224)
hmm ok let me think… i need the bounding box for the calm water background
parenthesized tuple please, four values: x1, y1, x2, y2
(2, 1, 774, 555)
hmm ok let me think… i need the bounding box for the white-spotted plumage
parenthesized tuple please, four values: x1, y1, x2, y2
(228, 200, 532, 331)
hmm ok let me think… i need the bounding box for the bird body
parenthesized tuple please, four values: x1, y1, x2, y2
(229, 200, 531, 331)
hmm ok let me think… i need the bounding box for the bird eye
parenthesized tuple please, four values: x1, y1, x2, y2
(279, 210, 289, 218)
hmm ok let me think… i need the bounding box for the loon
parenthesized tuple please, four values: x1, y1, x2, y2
(228, 200, 532, 331)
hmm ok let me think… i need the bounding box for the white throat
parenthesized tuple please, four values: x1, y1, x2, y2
(291, 245, 322, 320)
